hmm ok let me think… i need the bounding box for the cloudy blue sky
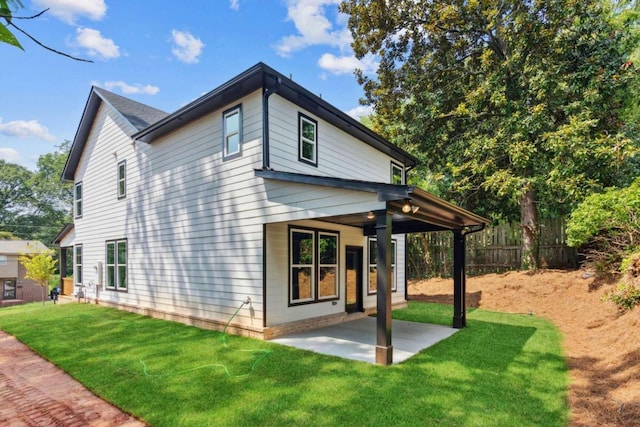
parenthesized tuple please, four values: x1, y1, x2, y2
(1, 0, 377, 170)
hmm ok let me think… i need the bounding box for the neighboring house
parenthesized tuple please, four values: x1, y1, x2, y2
(60, 62, 487, 364)
(0, 240, 50, 306)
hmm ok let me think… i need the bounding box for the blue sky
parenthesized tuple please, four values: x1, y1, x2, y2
(1, 0, 377, 170)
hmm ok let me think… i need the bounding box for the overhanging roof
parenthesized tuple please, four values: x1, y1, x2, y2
(255, 169, 488, 234)
(51, 223, 74, 245)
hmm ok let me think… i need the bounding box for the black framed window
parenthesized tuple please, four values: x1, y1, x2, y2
(298, 113, 317, 166)
(106, 239, 127, 291)
(223, 105, 242, 159)
(75, 244, 82, 284)
(289, 227, 339, 305)
(391, 162, 404, 184)
(368, 238, 396, 294)
(117, 160, 126, 199)
(74, 182, 83, 218)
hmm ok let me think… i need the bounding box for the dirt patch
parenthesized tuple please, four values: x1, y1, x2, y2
(0, 331, 145, 427)
(409, 269, 640, 427)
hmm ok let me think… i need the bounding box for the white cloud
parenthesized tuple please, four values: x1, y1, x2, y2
(171, 30, 205, 64)
(229, 0, 240, 10)
(103, 81, 160, 95)
(318, 53, 377, 75)
(74, 27, 120, 59)
(276, 0, 352, 57)
(346, 105, 373, 121)
(33, 0, 107, 24)
(0, 148, 22, 163)
(0, 118, 56, 142)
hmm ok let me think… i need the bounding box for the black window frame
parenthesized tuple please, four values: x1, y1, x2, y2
(223, 104, 243, 160)
(74, 182, 83, 218)
(367, 238, 397, 295)
(288, 225, 339, 306)
(105, 239, 128, 292)
(74, 244, 82, 285)
(117, 160, 126, 199)
(391, 161, 404, 185)
(298, 112, 318, 166)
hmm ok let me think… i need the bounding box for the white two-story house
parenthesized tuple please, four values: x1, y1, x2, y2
(57, 63, 486, 365)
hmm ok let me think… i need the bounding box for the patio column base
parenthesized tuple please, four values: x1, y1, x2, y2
(376, 345, 393, 365)
(453, 315, 465, 329)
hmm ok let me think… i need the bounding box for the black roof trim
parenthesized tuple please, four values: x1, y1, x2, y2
(51, 223, 74, 245)
(132, 62, 417, 167)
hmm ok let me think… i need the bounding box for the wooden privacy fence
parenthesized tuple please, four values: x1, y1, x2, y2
(407, 218, 578, 278)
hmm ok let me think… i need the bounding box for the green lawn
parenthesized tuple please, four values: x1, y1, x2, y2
(0, 301, 568, 427)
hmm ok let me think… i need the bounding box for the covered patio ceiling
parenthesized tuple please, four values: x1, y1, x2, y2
(256, 169, 489, 365)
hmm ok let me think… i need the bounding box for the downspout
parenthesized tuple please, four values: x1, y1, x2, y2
(262, 75, 282, 169)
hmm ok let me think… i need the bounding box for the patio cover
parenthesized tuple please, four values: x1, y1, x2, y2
(256, 169, 489, 365)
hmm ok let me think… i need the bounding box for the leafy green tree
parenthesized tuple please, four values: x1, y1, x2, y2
(0, 160, 34, 234)
(18, 244, 57, 304)
(341, 0, 640, 269)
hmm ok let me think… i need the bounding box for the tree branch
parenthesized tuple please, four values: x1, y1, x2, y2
(7, 20, 93, 63)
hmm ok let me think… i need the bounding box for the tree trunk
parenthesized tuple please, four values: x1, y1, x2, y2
(521, 187, 539, 271)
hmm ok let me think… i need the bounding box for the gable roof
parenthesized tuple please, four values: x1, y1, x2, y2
(62, 87, 168, 181)
(62, 63, 418, 182)
(0, 240, 49, 255)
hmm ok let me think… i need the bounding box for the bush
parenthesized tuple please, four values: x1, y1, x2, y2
(566, 178, 640, 277)
(603, 253, 640, 312)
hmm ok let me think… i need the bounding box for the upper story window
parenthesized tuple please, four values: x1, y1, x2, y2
(298, 113, 317, 166)
(74, 182, 83, 218)
(391, 162, 404, 184)
(117, 160, 126, 199)
(223, 105, 242, 159)
(0, 255, 7, 266)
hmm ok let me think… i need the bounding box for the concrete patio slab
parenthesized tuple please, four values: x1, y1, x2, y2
(270, 317, 458, 364)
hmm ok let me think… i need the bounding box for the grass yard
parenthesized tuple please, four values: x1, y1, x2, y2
(0, 302, 568, 427)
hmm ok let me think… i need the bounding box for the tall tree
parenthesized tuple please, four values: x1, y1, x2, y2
(341, 0, 640, 269)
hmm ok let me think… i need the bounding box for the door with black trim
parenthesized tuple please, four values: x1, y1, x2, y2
(345, 246, 363, 313)
(3, 279, 16, 299)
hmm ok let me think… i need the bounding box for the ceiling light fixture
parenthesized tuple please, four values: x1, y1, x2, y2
(401, 199, 412, 214)
(367, 211, 375, 219)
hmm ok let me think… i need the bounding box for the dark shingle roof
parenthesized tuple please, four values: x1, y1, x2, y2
(92, 87, 168, 131)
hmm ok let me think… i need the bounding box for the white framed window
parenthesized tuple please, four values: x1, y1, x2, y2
(74, 245, 82, 284)
(74, 182, 83, 218)
(106, 239, 127, 291)
(0, 255, 6, 266)
(223, 105, 242, 159)
(298, 113, 317, 166)
(368, 238, 397, 294)
(289, 227, 339, 305)
(117, 160, 126, 199)
(391, 162, 404, 184)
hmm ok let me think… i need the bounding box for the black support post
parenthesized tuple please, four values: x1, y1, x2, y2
(452, 230, 466, 328)
(375, 209, 393, 365)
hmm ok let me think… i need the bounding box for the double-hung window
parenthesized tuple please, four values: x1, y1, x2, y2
(368, 238, 397, 294)
(106, 239, 127, 291)
(289, 227, 338, 305)
(298, 113, 317, 166)
(391, 162, 404, 184)
(74, 245, 82, 284)
(223, 105, 242, 159)
(74, 182, 83, 218)
(117, 160, 126, 199)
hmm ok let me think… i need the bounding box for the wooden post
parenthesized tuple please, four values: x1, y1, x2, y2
(453, 230, 466, 328)
(375, 209, 393, 365)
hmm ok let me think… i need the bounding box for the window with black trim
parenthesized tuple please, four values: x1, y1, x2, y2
(223, 105, 242, 159)
(74, 182, 83, 218)
(117, 160, 126, 199)
(298, 113, 317, 166)
(74, 245, 82, 284)
(289, 227, 338, 305)
(391, 162, 404, 184)
(368, 238, 396, 294)
(106, 239, 127, 291)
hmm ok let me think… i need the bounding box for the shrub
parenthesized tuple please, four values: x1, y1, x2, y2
(603, 253, 640, 312)
(566, 178, 640, 277)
